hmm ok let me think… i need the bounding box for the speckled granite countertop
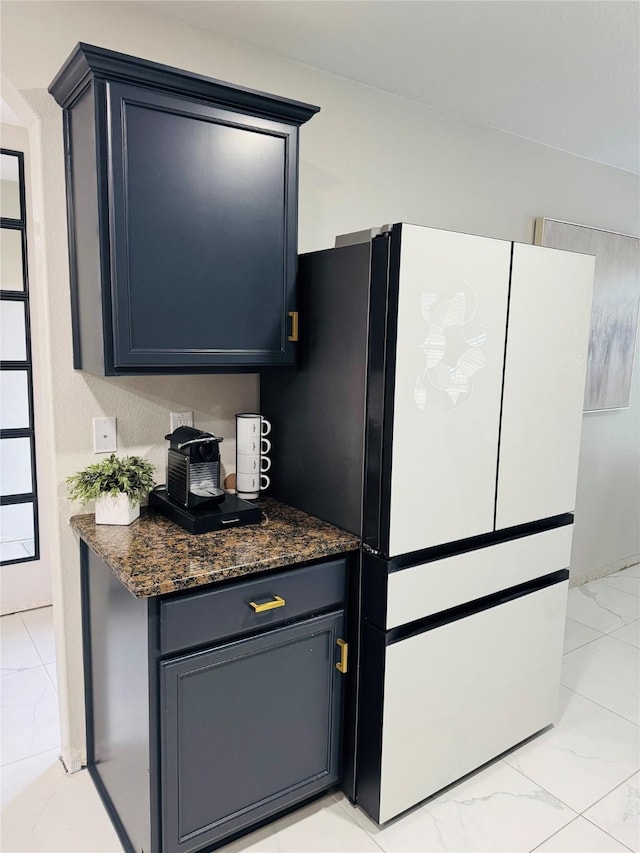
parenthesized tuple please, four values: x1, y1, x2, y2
(70, 498, 360, 599)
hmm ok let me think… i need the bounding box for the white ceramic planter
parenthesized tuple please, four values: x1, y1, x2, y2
(94, 493, 140, 526)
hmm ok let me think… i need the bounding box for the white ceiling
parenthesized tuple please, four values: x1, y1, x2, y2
(136, 0, 640, 174)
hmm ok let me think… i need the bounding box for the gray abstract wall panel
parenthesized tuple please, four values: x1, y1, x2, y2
(535, 218, 640, 412)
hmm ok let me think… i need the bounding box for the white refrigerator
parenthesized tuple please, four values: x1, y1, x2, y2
(261, 222, 594, 823)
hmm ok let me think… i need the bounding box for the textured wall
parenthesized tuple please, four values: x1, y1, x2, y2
(1, 0, 638, 763)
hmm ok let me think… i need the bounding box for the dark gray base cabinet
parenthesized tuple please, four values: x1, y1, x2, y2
(81, 543, 349, 853)
(49, 44, 319, 375)
(162, 614, 344, 852)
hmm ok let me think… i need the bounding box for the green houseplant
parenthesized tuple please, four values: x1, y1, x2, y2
(67, 453, 155, 525)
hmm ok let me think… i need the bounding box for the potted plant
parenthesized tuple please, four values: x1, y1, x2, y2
(67, 453, 155, 525)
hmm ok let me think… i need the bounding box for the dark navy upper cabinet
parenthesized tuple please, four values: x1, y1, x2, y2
(49, 44, 319, 375)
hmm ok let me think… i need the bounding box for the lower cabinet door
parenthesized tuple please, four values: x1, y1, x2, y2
(160, 611, 345, 853)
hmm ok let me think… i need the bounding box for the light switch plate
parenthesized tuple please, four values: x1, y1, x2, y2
(93, 417, 117, 453)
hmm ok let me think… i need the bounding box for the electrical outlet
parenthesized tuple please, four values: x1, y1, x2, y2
(93, 417, 117, 453)
(170, 411, 193, 432)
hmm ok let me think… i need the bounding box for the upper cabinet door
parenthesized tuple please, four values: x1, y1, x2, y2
(107, 82, 297, 371)
(48, 44, 319, 375)
(495, 244, 594, 529)
(387, 225, 511, 556)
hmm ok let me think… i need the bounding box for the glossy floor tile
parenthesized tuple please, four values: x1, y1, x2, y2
(45, 662, 57, 691)
(270, 796, 384, 852)
(583, 772, 640, 852)
(610, 620, 640, 649)
(0, 640, 42, 677)
(20, 606, 56, 665)
(504, 687, 639, 812)
(0, 666, 60, 766)
(562, 634, 640, 724)
(566, 580, 640, 634)
(0, 749, 123, 852)
(533, 816, 631, 852)
(602, 571, 640, 599)
(2, 570, 639, 853)
(336, 763, 577, 852)
(0, 613, 32, 648)
(562, 617, 603, 655)
(616, 564, 640, 578)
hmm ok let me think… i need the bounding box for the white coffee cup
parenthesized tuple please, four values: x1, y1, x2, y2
(236, 414, 271, 437)
(237, 435, 271, 455)
(237, 453, 271, 474)
(236, 471, 270, 498)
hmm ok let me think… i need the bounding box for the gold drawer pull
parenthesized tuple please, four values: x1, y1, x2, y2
(336, 638, 348, 674)
(288, 311, 299, 342)
(249, 595, 286, 613)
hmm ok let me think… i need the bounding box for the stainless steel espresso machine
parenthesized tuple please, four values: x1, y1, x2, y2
(165, 426, 225, 508)
(149, 427, 262, 533)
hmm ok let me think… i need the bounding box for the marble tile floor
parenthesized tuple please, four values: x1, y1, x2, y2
(1, 567, 638, 852)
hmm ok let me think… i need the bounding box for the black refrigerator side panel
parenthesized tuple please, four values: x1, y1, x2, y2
(361, 230, 400, 554)
(354, 620, 386, 823)
(261, 243, 372, 535)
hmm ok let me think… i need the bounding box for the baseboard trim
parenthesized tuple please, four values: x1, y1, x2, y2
(0, 600, 54, 617)
(570, 555, 640, 588)
(60, 746, 86, 773)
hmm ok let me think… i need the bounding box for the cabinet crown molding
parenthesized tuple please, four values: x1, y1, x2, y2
(48, 42, 321, 125)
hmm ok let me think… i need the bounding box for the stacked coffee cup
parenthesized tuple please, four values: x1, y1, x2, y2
(235, 413, 271, 500)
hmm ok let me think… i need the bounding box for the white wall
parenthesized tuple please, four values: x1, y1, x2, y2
(1, 0, 638, 762)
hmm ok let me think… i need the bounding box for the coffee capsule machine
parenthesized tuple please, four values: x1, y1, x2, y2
(149, 426, 262, 533)
(165, 426, 225, 508)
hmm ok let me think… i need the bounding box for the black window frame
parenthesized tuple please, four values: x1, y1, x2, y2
(1, 147, 40, 565)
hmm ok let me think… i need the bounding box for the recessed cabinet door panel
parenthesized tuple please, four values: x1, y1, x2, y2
(388, 225, 511, 555)
(107, 82, 296, 369)
(161, 612, 344, 853)
(496, 245, 594, 528)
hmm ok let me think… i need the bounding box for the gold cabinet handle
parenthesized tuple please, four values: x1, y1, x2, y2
(249, 595, 286, 613)
(336, 638, 348, 674)
(288, 311, 299, 342)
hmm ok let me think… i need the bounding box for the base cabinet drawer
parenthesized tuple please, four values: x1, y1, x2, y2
(161, 611, 345, 853)
(160, 558, 347, 654)
(357, 580, 568, 824)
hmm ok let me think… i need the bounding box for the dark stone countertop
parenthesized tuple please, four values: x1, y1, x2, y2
(70, 497, 360, 599)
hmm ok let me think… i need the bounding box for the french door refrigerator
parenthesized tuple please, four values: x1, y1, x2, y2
(261, 223, 594, 823)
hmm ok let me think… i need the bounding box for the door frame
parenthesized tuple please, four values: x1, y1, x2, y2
(0, 125, 51, 613)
